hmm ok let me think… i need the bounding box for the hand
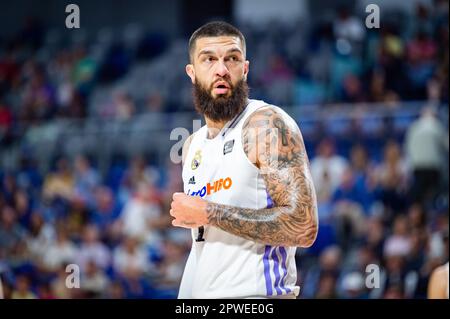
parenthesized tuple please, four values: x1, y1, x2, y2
(170, 192, 208, 228)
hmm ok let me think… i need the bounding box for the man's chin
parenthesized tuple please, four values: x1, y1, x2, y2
(212, 92, 232, 99)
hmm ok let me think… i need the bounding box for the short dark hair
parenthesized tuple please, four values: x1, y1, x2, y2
(188, 21, 246, 62)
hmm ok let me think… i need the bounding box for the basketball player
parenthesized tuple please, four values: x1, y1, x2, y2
(170, 21, 318, 299)
(428, 262, 449, 299)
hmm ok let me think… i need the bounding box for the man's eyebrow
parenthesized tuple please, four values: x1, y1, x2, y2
(197, 47, 243, 58)
(197, 49, 215, 58)
(226, 48, 243, 55)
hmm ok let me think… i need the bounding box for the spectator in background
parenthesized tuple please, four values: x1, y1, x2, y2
(331, 198, 366, 250)
(386, 215, 412, 257)
(0, 47, 20, 95)
(72, 46, 97, 97)
(42, 157, 74, 204)
(13, 189, 32, 228)
(114, 91, 135, 120)
(15, 155, 43, 194)
(48, 50, 75, 111)
(155, 231, 190, 293)
(374, 140, 409, 218)
(0, 101, 13, 145)
(73, 155, 100, 210)
(11, 274, 36, 299)
(369, 69, 400, 104)
(50, 263, 74, 299)
(1, 173, 18, 205)
(372, 25, 406, 102)
(339, 271, 367, 299)
(0, 277, 12, 299)
(374, 220, 418, 299)
(349, 144, 376, 208)
(341, 74, 366, 103)
(42, 224, 77, 272)
(0, 206, 27, 259)
(311, 138, 349, 204)
(112, 235, 150, 279)
(26, 211, 55, 265)
(333, 5, 366, 44)
(118, 180, 164, 245)
(405, 31, 438, 100)
(89, 186, 122, 245)
(364, 216, 386, 261)
(20, 63, 55, 124)
(119, 155, 161, 202)
(315, 273, 338, 299)
(35, 281, 55, 299)
(80, 259, 110, 298)
(259, 54, 295, 106)
(406, 106, 448, 206)
(302, 245, 342, 298)
(105, 280, 126, 299)
(76, 224, 111, 273)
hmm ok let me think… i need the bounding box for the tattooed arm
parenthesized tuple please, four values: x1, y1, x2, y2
(206, 106, 318, 247)
(170, 106, 318, 247)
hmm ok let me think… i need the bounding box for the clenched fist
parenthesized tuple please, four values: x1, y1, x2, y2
(170, 192, 209, 228)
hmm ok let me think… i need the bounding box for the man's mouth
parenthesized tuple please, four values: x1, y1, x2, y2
(212, 81, 231, 95)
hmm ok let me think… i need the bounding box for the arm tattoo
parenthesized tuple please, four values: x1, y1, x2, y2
(206, 106, 318, 247)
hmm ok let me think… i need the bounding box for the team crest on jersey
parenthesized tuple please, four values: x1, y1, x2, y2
(223, 139, 235, 155)
(191, 150, 202, 170)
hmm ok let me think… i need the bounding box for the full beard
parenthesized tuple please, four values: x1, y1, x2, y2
(193, 78, 249, 122)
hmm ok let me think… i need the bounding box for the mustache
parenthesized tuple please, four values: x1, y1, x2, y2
(210, 78, 233, 90)
(192, 78, 249, 122)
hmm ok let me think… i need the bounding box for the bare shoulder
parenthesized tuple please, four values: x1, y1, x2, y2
(243, 105, 299, 132)
(182, 133, 195, 165)
(242, 104, 305, 169)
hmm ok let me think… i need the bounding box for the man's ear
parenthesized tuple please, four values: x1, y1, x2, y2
(243, 60, 249, 81)
(186, 64, 195, 84)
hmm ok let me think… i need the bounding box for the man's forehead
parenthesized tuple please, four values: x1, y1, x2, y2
(195, 36, 244, 55)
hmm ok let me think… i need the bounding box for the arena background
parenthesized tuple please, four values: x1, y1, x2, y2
(0, 0, 448, 299)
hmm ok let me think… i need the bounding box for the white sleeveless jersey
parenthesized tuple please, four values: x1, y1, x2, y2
(179, 99, 300, 299)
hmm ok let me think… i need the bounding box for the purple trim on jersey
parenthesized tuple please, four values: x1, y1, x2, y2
(263, 245, 273, 296)
(266, 192, 274, 209)
(271, 248, 283, 295)
(279, 247, 291, 293)
(264, 193, 274, 296)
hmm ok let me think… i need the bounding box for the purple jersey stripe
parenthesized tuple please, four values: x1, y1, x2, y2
(263, 245, 273, 296)
(279, 247, 291, 293)
(271, 248, 283, 295)
(266, 192, 274, 208)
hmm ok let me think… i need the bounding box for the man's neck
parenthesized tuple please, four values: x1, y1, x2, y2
(205, 117, 227, 139)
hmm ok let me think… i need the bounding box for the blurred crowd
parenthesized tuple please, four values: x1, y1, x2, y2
(1, 1, 449, 146)
(0, 105, 448, 299)
(299, 107, 448, 299)
(0, 152, 189, 298)
(0, 1, 449, 299)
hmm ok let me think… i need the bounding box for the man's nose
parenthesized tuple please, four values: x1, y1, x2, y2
(215, 60, 230, 78)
